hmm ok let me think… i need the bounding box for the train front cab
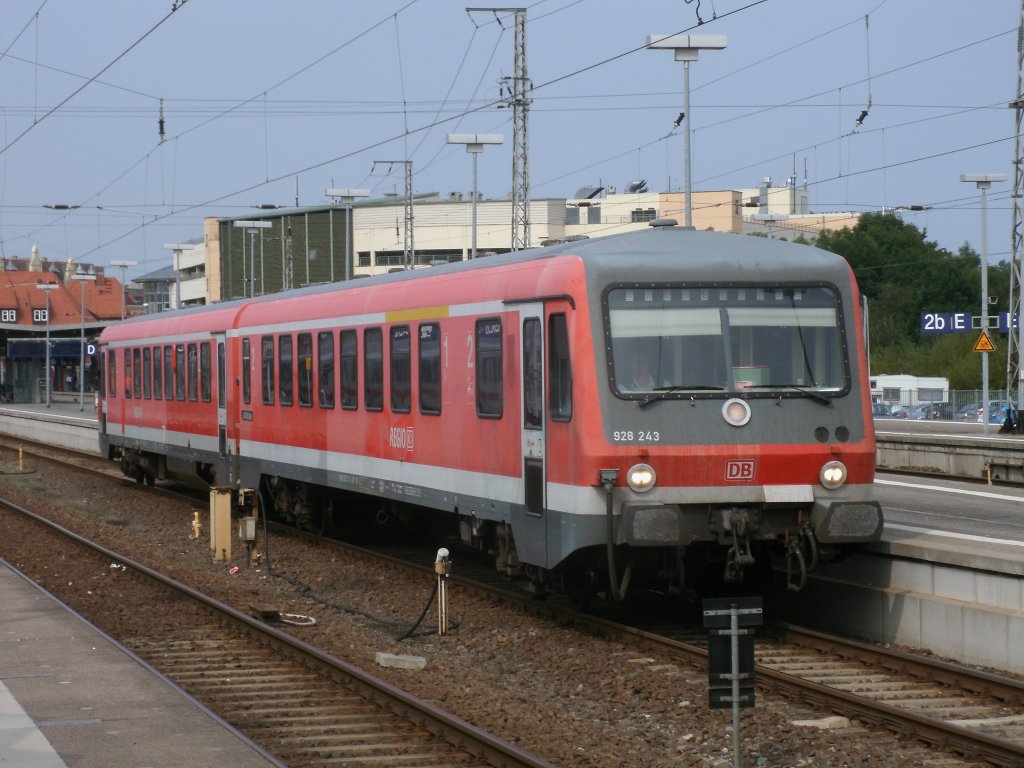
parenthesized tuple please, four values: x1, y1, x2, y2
(531, 239, 885, 602)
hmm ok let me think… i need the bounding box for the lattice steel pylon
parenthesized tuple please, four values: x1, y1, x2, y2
(468, 6, 531, 250)
(373, 160, 415, 269)
(509, 8, 531, 251)
(1007, 2, 1024, 416)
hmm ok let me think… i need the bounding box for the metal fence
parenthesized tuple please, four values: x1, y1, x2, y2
(873, 388, 1014, 422)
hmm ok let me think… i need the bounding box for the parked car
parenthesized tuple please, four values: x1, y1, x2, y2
(956, 401, 1011, 423)
(955, 403, 980, 421)
(871, 402, 893, 418)
(924, 402, 954, 420)
(904, 403, 931, 420)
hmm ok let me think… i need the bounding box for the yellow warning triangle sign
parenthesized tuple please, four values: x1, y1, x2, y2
(973, 332, 996, 353)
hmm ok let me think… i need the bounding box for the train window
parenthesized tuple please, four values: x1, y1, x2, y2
(548, 313, 572, 421)
(242, 337, 252, 404)
(279, 335, 293, 407)
(476, 318, 503, 418)
(123, 349, 132, 398)
(523, 318, 542, 429)
(318, 331, 334, 408)
(164, 347, 174, 400)
(107, 351, 116, 397)
(217, 341, 225, 408)
(364, 327, 383, 411)
(419, 323, 441, 415)
(390, 326, 411, 413)
(142, 348, 152, 400)
(153, 346, 162, 400)
(200, 341, 211, 402)
(99, 351, 106, 398)
(175, 344, 185, 401)
(261, 336, 275, 406)
(340, 329, 358, 409)
(187, 343, 199, 402)
(606, 285, 848, 398)
(132, 348, 142, 399)
(297, 333, 313, 408)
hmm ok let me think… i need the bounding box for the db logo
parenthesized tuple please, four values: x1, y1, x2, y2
(725, 460, 756, 481)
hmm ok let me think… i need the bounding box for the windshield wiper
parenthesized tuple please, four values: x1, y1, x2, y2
(745, 383, 831, 405)
(638, 384, 723, 408)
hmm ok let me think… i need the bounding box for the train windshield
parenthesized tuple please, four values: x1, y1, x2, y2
(606, 285, 848, 398)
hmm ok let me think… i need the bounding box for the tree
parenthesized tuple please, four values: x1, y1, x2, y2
(813, 213, 1002, 389)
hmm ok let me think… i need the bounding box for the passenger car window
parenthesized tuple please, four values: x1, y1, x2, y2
(364, 328, 383, 411)
(476, 318, 502, 418)
(419, 323, 441, 415)
(390, 326, 411, 413)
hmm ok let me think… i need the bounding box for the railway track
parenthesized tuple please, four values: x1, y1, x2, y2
(8, 436, 1024, 765)
(0, 495, 550, 768)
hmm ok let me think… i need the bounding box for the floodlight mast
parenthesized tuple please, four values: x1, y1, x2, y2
(447, 134, 504, 259)
(325, 188, 369, 281)
(646, 34, 727, 229)
(232, 221, 272, 297)
(961, 173, 1007, 433)
(109, 260, 137, 320)
(162, 244, 191, 310)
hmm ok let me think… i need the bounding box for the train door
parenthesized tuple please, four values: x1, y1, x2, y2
(518, 303, 548, 561)
(214, 332, 227, 457)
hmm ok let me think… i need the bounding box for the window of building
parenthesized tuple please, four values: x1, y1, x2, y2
(297, 333, 313, 408)
(152, 346, 162, 400)
(340, 329, 358, 409)
(549, 314, 572, 421)
(390, 326, 411, 413)
(630, 208, 657, 223)
(317, 331, 334, 408)
(200, 341, 211, 402)
(364, 327, 383, 411)
(476, 318, 502, 418)
(419, 323, 441, 415)
(261, 336, 274, 405)
(279, 335, 293, 406)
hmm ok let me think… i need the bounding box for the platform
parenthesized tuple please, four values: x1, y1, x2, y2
(0, 560, 282, 768)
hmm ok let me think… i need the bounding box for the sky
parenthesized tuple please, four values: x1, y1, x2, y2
(0, 0, 1019, 282)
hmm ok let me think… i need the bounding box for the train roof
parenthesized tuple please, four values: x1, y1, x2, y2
(100, 222, 853, 344)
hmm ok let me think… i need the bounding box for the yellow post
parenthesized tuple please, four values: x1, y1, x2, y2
(209, 488, 232, 562)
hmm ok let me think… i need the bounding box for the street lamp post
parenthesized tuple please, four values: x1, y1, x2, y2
(110, 260, 137, 320)
(162, 244, 191, 310)
(74, 269, 97, 411)
(446, 134, 504, 259)
(233, 221, 272, 297)
(646, 34, 727, 229)
(36, 283, 58, 408)
(961, 173, 1007, 433)
(325, 189, 369, 280)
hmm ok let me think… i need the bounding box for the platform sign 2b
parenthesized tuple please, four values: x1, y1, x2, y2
(920, 312, 972, 335)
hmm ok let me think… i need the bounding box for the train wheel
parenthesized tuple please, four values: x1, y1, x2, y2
(144, 472, 155, 487)
(318, 498, 335, 537)
(561, 568, 597, 611)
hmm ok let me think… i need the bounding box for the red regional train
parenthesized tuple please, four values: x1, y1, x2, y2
(98, 220, 882, 601)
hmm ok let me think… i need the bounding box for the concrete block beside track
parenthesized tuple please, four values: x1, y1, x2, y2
(0, 404, 99, 456)
(774, 543, 1024, 674)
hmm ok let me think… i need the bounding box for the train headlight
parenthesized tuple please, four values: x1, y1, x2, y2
(627, 463, 657, 493)
(722, 398, 751, 427)
(819, 460, 847, 489)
